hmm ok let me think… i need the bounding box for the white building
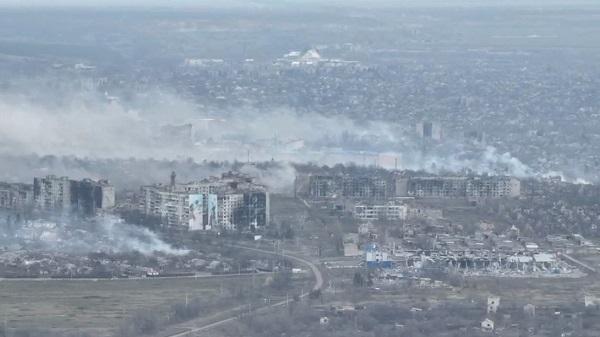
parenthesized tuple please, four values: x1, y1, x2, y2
(487, 296, 500, 314)
(481, 318, 494, 332)
(354, 203, 408, 221)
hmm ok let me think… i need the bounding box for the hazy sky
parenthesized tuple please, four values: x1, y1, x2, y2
(1, 0, 598, 8)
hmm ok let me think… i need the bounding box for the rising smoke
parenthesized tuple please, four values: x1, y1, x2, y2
(0, 214, 188, 255)
(0, 75, 580, 185)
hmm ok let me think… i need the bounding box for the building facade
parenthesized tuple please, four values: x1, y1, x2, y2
(395, 175, 520, 199)
(306, 174, 391, 200)
(139, 172, 269, 231)
(354, 202, 408, 221)
(0, 183, 34, 209)
(33, 175, 115, 215)
(34, 176, 72, 212)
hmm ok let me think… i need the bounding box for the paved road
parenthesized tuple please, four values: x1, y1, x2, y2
(165, 244, 323, 337)
(0, 272, 270, 282)
(233, 244, 324, 291)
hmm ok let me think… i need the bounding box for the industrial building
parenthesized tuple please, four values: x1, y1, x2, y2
(33, 175, 115, 215)
(139, 172, 269, 231)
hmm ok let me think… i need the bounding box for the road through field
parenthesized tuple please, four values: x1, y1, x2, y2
(163, 244, 323, 337)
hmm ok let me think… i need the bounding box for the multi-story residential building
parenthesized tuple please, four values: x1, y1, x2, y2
(404, 176, 469, 198)
(301, 170, 520, 202)
(238, 191, 270, 230)
(308, 175, 337, 198)
(395, 175, 520, 199)
(219, 194, 244, 230)
(34, 176, 72, 212)
(466, 176, 521, 198)
(33, 175, 115, 215)
(0, 183, 34, 209)
(139, 172, 269, 231)
(139, 186, 189, 228)
(354, 202, 408, 221)
(416, 121, 442, 141)
(71, 179, 116, 215)
(306, 174, 391, 200)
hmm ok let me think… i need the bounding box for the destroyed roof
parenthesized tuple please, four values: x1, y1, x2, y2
(533, 253, 555, 263)
(508, 255, 533, 263)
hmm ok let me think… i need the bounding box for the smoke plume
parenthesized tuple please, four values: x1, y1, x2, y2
(0, 214, 188, 256)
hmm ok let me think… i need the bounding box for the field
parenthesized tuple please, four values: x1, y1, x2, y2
(0, 275, 267, 336)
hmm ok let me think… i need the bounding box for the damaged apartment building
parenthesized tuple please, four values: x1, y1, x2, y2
(297, 170, 519, 223)
(33, 175, 115, 216)
(394, 174, 521, 199)
(354, 202, 443, 222)
(0, 182, 34, 210)
(299, 174, 392, 200)
(139, 171, 269, 231)
(297, 170, 520, 201)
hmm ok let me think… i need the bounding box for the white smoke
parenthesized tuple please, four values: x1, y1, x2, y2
(0, 78, 579, 182)
(94, 216, 189, 255)
(238, 162, 297, 194)
(1, 215, 188, 256)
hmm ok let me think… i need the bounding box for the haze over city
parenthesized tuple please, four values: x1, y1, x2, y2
(2, 1, 600, 337)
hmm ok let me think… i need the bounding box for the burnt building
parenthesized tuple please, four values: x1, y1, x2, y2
(34, 176, 72, 212)
(395, 174, 520, 199)
(406, 177, 469, 198)
(308, 175, 338, 198)
(33, 175, 115, 215)
(70, 179, 116, 216)
(416, 121, 442, 141)
(306, 174, 391, 200)
(0, 182, 34, 210)
(237, 191, 270, 231)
